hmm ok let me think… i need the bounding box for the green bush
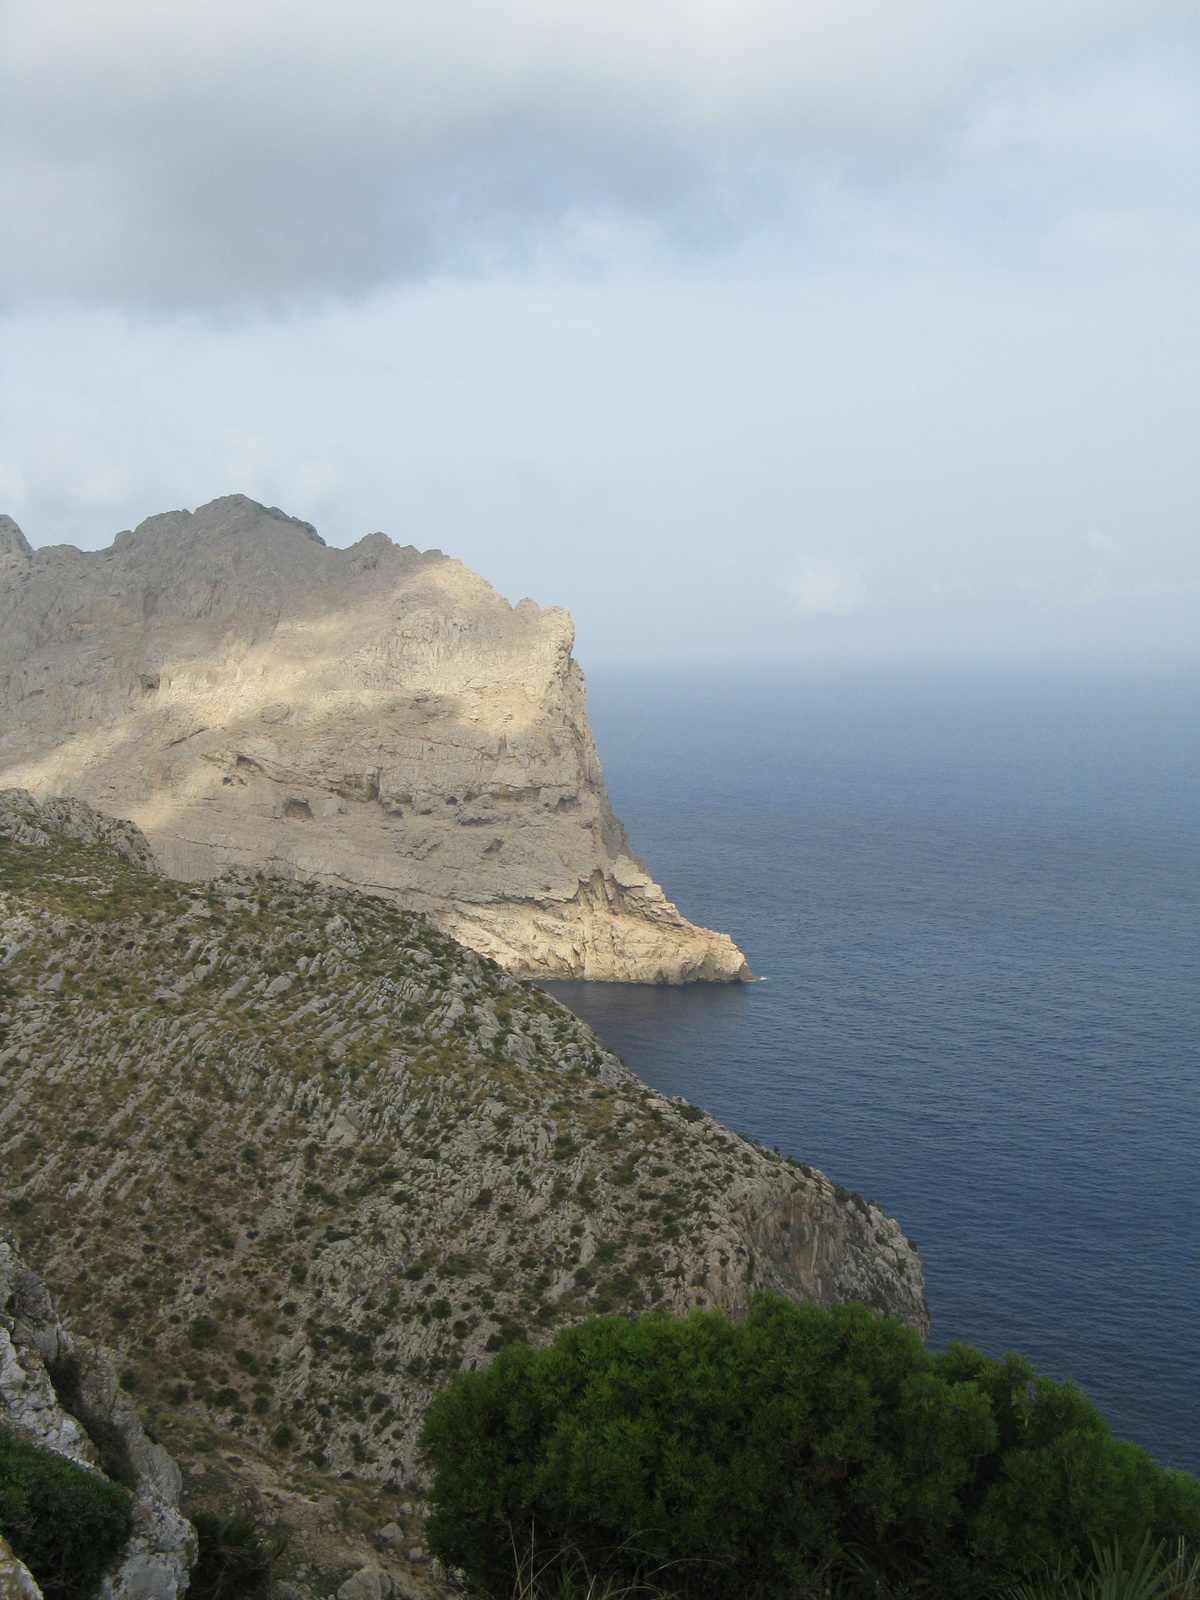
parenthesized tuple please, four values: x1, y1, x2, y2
(189, 1511, 285, 1599)
(0, 1425, 133, 1600)
(419, 1298, 1200, 1600)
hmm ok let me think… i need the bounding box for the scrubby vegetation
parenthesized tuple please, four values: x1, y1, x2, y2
(0, 815, 919, 1553)
(189, 1510, 286, 1599)
(1013, 1537, 1200, 1600)
(0, 1425, 133, 1600)
(420, 1298, 1200, 1600)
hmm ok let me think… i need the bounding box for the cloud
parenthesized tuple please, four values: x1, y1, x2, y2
(1086, 529, 1121, 556)
(788, 558, 866, 616)
(0, 0, 1186, 309)
(927, 571, 973, 597)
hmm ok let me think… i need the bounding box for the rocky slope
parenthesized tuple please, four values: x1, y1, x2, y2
(0, 791, 926, 1592)
(0, 497, 746, 984)
(0, 1233, 196, 1599)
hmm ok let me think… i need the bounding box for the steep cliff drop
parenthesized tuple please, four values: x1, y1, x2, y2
(0, 498, 747, 982)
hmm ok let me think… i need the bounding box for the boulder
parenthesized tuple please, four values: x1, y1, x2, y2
(336, 1568, 393, 1600)
(0, 1536, 41, 1600)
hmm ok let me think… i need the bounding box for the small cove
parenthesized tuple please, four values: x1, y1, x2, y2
(545, 669, 1200, 1472)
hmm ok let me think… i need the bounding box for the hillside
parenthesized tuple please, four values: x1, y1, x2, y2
(0, 789, 926, 1590)
(0, 496, 746, 983)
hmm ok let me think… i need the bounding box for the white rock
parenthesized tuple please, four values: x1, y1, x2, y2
(336, 1568, 394, 1600)
(276, 1330, 307, 1363)
(0, 1237, 196, 1600)
(0, 1534, 42, 1600)
(0, 496, 748, 985)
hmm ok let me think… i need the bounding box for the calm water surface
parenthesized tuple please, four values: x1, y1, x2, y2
(544, 672, 1200, 1472)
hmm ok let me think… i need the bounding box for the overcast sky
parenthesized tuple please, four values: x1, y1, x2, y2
(1, 0, 1197, 669)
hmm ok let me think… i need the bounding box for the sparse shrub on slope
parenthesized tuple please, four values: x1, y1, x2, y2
(419, 1298, 1200, 1600)
(0, 1425, 133, 1600)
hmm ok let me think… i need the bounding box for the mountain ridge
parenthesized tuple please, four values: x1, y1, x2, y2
(0, 789, 926, 1586)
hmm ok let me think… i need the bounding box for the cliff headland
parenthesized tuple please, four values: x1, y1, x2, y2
(0, 496, 745, 984)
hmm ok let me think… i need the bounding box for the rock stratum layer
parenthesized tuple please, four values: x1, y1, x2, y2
(0, 791, 927, 1583)
(0, 497, 746, 983)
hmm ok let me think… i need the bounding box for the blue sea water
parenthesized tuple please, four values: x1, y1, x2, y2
(544, 671, 1200, 1473)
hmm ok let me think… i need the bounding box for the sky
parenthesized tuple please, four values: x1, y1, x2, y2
(1, 0, 1197, 670)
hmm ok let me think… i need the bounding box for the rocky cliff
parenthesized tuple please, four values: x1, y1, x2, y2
(0, 498, 746, 984)
(0, 1234, 196, 1599)
(0, 792, 926, 1589)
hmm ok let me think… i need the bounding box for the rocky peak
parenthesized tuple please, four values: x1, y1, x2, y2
(0, 496, 748, 982)
(0, 519, 31, 567)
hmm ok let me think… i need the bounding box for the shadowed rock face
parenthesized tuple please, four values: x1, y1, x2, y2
(0, 496, 747, 982)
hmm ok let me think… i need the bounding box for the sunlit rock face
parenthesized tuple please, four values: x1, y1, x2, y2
(0, 496, 748, 982)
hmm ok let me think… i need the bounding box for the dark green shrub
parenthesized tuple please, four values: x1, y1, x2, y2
(189, 1511, 285, 1600)
(0, 1425, 133, 1600)
(419, 1298, 1200, 1600)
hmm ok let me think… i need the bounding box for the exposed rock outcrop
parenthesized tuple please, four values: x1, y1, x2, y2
(0, 787, 155, 869)
(0, 1235, 197, 1599)
(0, 497, 747, 983)
(0, 1534, 41, 1600)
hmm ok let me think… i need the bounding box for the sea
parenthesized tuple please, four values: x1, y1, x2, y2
(543, 670, 1200, 1474)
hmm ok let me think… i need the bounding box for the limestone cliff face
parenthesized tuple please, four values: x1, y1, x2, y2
(0, 497, 747, 983)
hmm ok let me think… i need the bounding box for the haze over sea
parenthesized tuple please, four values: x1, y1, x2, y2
(545, 671, 1200, 1473)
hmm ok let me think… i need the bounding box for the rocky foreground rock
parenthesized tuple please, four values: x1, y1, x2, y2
(0, 497, 746, 983)
(0, 792, 926, 1590)
(0, 1234, 195, 1599)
